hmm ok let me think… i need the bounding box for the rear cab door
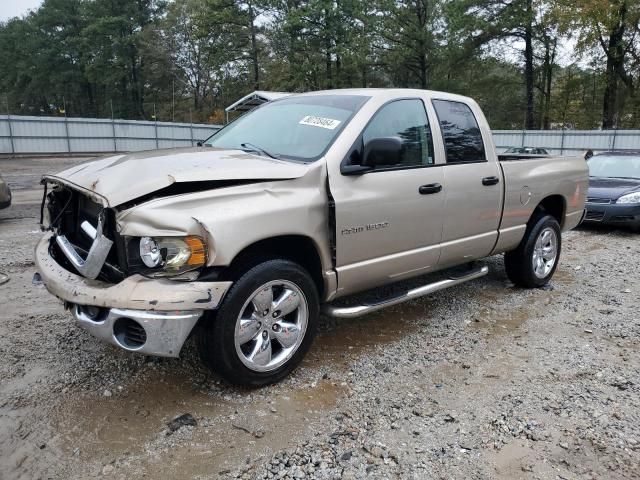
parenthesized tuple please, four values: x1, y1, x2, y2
(327, 93, 446, 297)
(430, 97, 504, 268)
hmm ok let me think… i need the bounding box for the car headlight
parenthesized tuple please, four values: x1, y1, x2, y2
(617, 192, 640, 204)
(133, 236, 207, 277)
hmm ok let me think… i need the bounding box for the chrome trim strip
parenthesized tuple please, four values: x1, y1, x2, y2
(55, 213, 113, 279)
(323, 264, 489, 319)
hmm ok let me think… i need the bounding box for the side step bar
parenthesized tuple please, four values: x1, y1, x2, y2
(323, 264, 489, 319)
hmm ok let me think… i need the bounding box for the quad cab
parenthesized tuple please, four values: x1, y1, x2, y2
(35, 89, 588, 386)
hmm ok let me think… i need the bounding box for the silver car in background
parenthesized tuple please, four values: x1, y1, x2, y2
(0, 175, 11, 209)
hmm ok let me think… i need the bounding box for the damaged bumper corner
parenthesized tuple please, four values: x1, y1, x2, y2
(72, 305, 201, 358)
(34, 232, 232, 311)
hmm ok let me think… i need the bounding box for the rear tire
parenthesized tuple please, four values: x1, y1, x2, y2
(197, 259, 319, 387)
(504, 213, 561, 288)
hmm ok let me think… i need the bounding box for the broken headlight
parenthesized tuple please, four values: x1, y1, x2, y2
(131, 236, 207, 278)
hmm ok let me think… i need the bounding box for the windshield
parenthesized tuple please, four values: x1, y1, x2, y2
(587, 155, 640, 179)
(205, 95, 370, 161)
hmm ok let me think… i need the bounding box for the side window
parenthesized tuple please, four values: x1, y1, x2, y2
(362, 99, 434, 167)
(432, 100, 486, 164)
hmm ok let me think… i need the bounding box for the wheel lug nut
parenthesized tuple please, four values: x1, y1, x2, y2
(263, 309, 269, 316)
(272, 324, 280, 332)
(272, 311, 279, 318)
(262, 331, 268, 338)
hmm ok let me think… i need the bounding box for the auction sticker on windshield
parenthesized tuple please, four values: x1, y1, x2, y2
(299, 116, 342, 130)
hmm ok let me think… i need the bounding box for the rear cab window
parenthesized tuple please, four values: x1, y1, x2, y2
(432, 100, 486, 164)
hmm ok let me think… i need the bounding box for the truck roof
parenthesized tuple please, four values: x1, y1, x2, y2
(288, 88, 477, 105)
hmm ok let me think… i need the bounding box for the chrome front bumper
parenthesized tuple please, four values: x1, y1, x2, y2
(35, 232, 232, 311)
(73, 305, 201, 357)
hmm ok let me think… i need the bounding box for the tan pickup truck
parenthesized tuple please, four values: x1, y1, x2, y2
(35, 89, 588, 386)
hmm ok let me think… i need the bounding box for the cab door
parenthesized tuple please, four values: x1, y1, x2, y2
(431, 99, 503, 267)
(328, 98, 445, 297)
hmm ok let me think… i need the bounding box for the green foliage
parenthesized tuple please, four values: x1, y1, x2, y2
(0, 0, 638, 128)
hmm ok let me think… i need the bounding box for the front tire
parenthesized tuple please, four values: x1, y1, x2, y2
(504, 213, 561, 288)
(197, 259, 319, 387)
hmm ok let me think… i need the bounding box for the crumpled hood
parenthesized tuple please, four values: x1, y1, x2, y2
(44, 147, 312, 207)
(588, 176, 640, 201)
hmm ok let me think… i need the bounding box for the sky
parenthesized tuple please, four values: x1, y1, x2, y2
(0, 0, 43, 22)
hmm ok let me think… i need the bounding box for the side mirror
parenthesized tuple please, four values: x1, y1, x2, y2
(362, 137, 403, 168)
(196, 140, 204, 147)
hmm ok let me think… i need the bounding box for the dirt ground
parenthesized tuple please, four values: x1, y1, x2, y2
(0, 156, 638, 480)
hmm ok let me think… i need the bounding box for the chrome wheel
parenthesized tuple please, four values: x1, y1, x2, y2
(234, 280, 308, 372)
(532, 227, 558, 279)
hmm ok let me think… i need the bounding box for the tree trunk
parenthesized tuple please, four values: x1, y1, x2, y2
(325, 37, 333, 89)
(417, 0, 428, 89)
(601, 2, 628, 129)
(524, 0, 535, 129)
(541, 37, 556, 130)
(248, 1, 260, 90)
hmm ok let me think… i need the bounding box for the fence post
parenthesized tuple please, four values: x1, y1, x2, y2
(611, 128, 618, 151)
(4, 94, 15, 156)
(62, 97, 71, 155)
(6, 114, 15, 157)
(153, 104, 159, 149)
(64, 117, 71, 155)
(559, 128, 566, 155)
(189, 109, 194, 146)
(112, 118, 117, 152)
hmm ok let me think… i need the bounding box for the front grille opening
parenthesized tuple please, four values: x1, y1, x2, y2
(586, 197, 612, 205)
(113, 318, 147, 349)
(45, 185, 126, 283)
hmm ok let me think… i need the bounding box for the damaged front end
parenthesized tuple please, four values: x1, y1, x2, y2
(35, 180, 232, 357)
(43, 184, 121, 281)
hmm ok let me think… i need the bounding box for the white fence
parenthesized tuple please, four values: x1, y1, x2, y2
(1, 114, 639, 156)
(0, 115, 221, 155)
(493, 129, 640, 155)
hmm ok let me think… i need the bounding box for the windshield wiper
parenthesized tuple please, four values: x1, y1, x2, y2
(240, 142, 278, 159)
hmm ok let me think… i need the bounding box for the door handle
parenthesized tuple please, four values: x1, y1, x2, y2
(419, 183, 442, 195)
(482, 176, 500, 186)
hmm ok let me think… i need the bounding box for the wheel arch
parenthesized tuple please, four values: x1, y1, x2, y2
(531, 194, 566, 229)
(226, 235, 326, 299)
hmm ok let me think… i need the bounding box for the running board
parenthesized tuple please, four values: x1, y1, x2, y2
(323, 264, 489, 319)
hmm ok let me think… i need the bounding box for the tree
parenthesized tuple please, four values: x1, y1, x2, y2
(556, 0, 640, 128)
(378, 0, 442, 89)
(449, 0, 542, 129)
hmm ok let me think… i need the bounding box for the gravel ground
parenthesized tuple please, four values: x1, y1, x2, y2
(0, 156, 639, 480)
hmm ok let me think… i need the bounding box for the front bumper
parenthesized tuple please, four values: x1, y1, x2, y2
(583, 203, 640, 227)
(35, 232, 232, 311)
(72, 305, 201, 357)
(35, 232, 233, 357)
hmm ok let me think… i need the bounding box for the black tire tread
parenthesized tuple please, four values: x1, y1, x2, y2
(197, 258, 319, 388)
(504, 213, 561, 288)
